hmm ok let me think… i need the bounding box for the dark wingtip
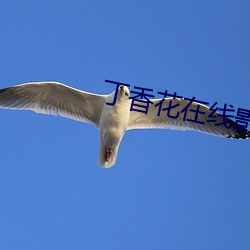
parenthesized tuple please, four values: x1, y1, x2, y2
(225, 118, 250, 139)
(0, 88, 8, 94)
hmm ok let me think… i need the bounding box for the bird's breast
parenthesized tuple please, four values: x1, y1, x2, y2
(99, 101, 130, 142)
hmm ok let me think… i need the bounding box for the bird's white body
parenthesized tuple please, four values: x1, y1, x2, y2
(98, 88, 131, 167)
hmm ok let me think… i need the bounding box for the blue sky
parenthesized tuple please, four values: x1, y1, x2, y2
(0, 1, 249, 249)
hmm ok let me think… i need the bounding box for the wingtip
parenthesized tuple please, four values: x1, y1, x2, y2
(225, 118, 250, 140)
(0, 88, 8, 94)
(226, 132, 250, 140)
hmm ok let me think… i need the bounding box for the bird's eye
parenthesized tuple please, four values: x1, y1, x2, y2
(125, 92, 129, 96)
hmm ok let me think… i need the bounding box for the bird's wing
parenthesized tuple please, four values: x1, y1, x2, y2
(127, 98, 249, 139)
(0, 82, 106, 127)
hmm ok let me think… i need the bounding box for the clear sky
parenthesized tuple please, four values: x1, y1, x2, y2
(0, 1, 249, 249)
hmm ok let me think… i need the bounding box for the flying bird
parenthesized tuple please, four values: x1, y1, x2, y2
(0, 81, 249, 168)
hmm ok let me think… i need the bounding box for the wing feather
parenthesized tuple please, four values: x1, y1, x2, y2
(0, 82, 106, 127)
(128, 98, 249, 139)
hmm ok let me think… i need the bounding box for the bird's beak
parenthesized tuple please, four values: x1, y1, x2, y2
(120, 86, 125, 94)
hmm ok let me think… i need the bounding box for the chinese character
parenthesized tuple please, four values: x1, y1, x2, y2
(155, 90, 183, 117)
(181, 97, 209, 124)
(234, 108, 250, 130)
(214, 104, 235, 129)
(129, 86, 154, 114)
(105, 79, 130, 106)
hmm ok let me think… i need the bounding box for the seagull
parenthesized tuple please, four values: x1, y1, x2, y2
(0, 81, 249, 168)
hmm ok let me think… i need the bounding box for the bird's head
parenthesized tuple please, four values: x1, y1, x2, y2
(119, 85, 130, 99)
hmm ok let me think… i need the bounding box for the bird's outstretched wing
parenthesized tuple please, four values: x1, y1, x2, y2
(0, 82, 106, 127)
(128, 98, 249, 139)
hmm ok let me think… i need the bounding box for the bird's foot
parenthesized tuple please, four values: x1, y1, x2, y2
(105, 149, 112, 162)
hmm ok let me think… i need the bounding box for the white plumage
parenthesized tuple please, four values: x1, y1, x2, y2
(0, 82, 248, 168)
